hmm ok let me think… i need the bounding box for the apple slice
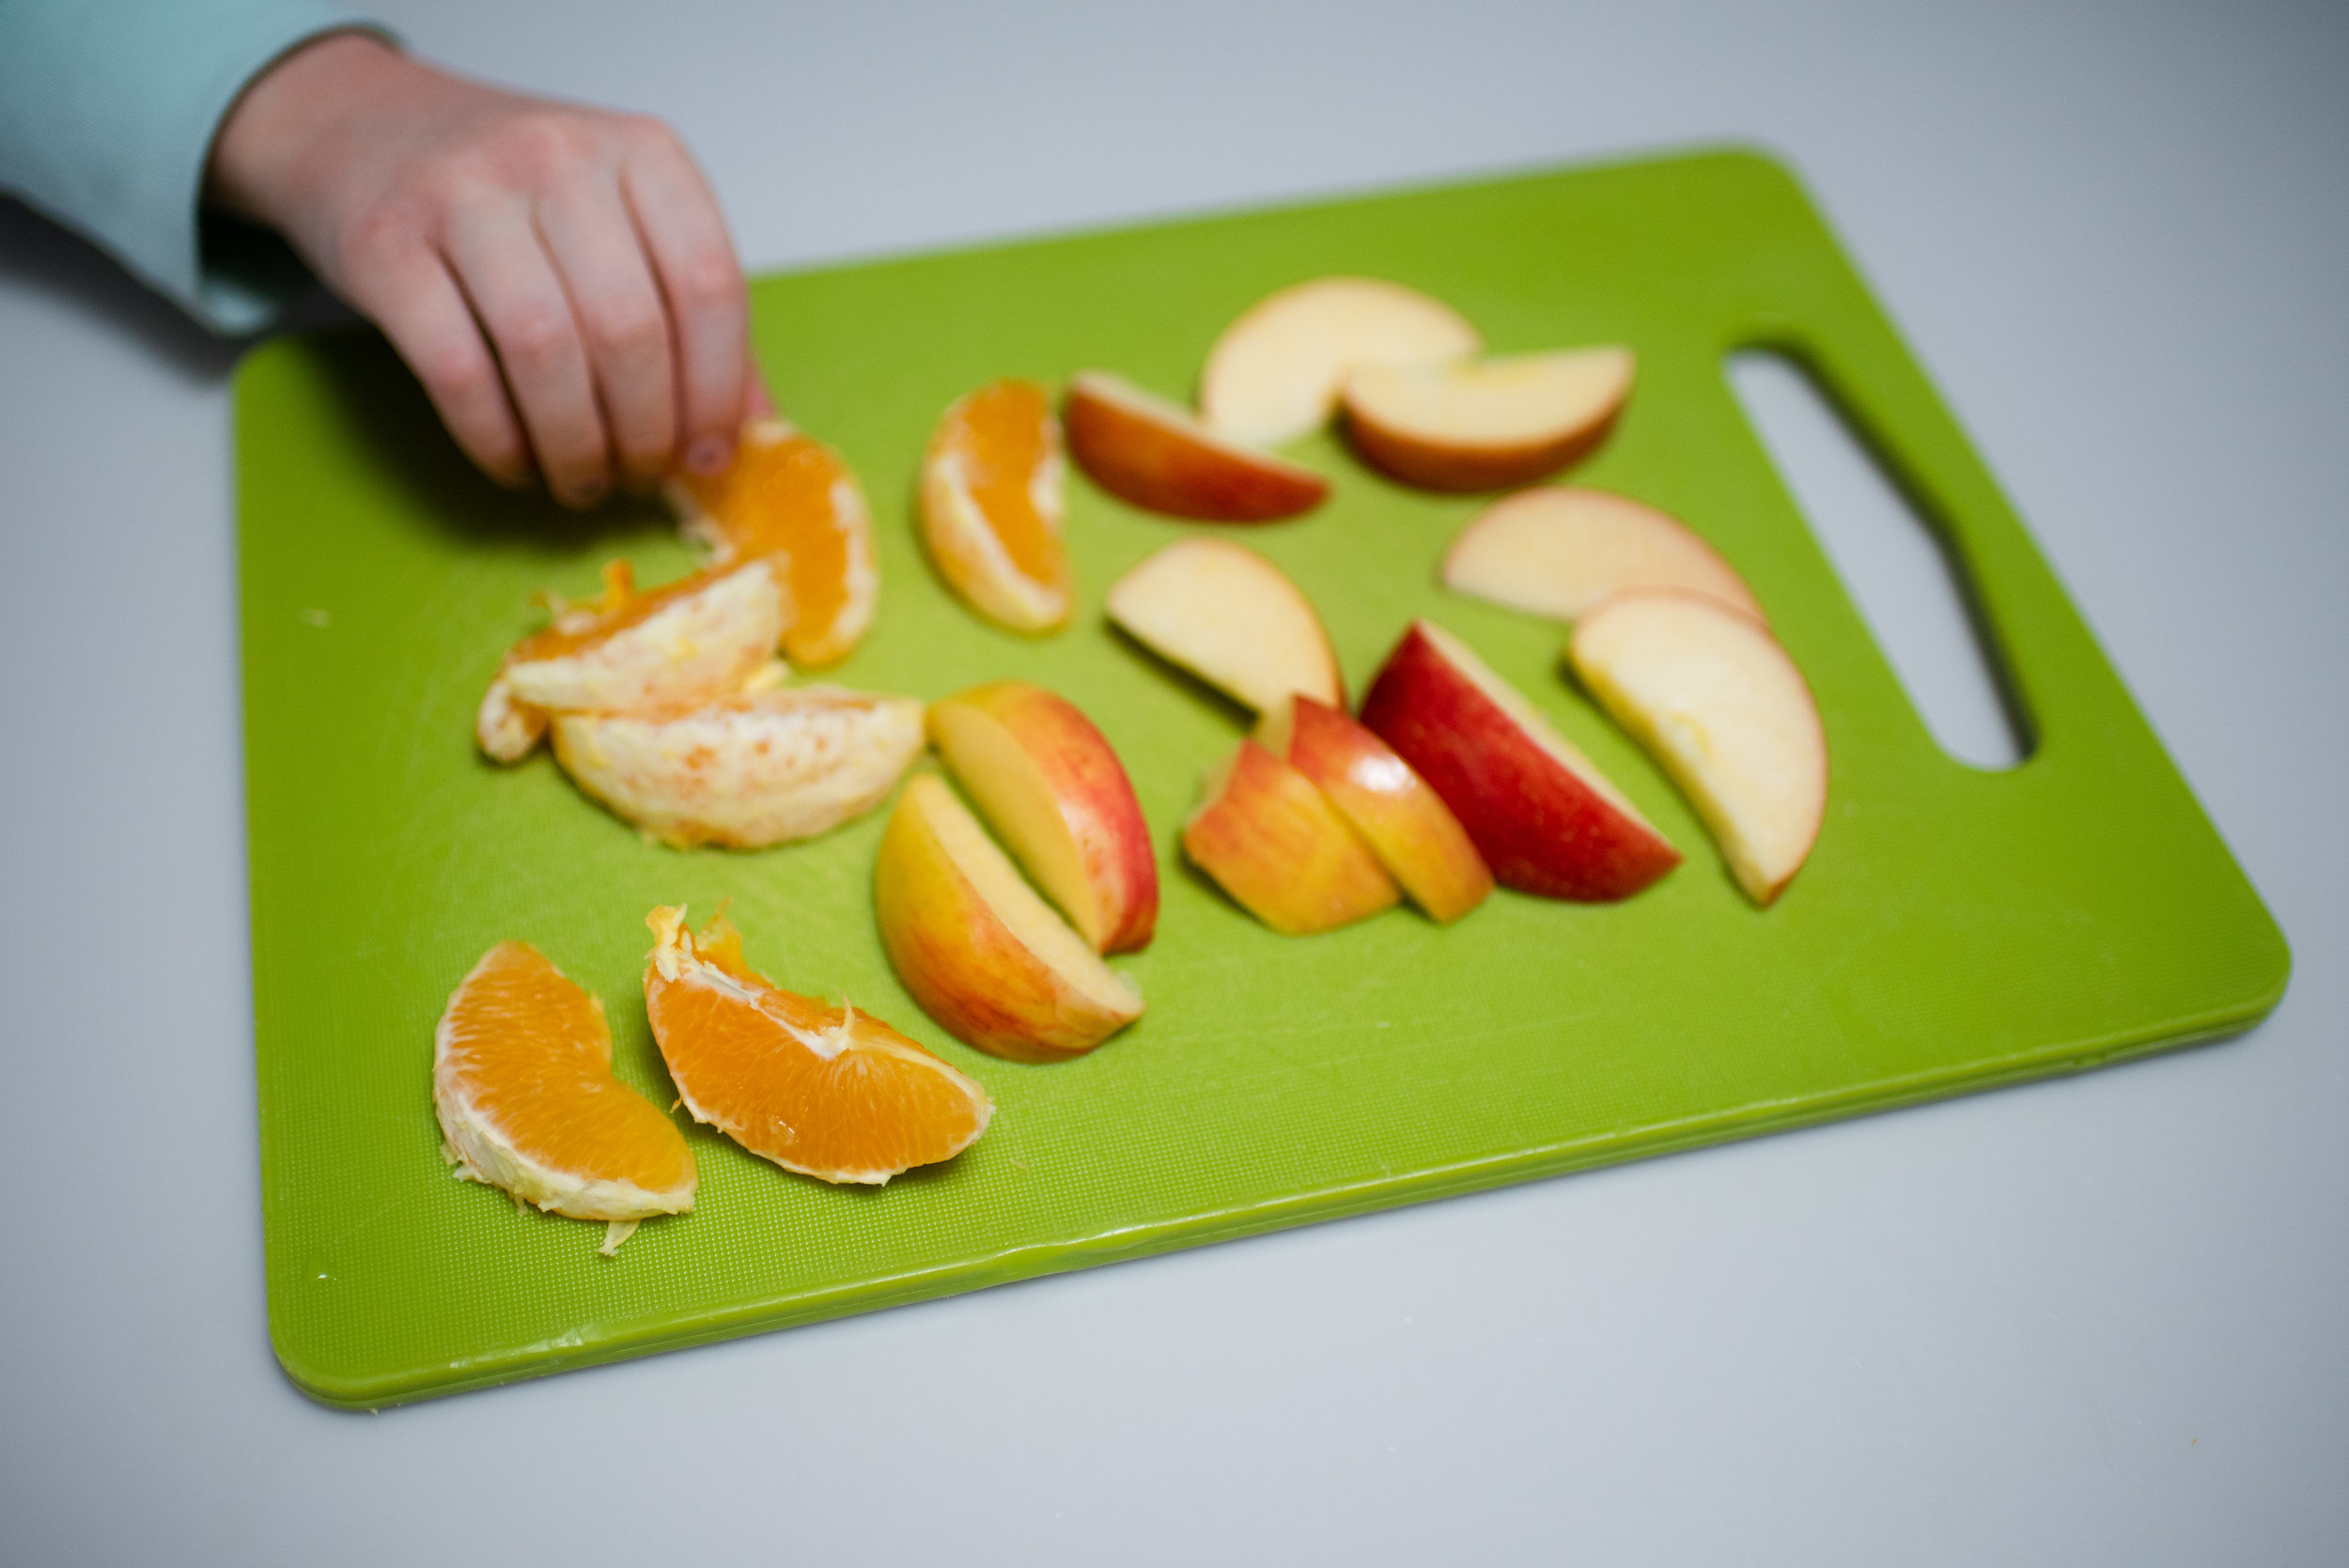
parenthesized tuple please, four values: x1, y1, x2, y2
(1104, 536, 1343, 714)
(1443, 486, 1764, 624)
(1199, 277, 1482, 448)
(928, 680, 1159, 955)
(1359, 619, 1678, 901)
(1183, 739, 1401, 935)
(1064, 370, 1329, 522)
(550, 678, 925, 849)
(1256, 694, 1492, 924)
(1342, 347, 1635, 491)
(874, 775, 1143, 1062)
(1568, 591, 1826, 906)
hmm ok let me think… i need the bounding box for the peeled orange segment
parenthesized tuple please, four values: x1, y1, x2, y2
(1199, 276, 1482, 448)
(551, 679, 925, 848)
(919, 380, 1072, 633)
(475, 556, 787, 763)
(643, 906, 992, 1185)
(433, 941, 696, 1250)
(664, 419, 879, 667)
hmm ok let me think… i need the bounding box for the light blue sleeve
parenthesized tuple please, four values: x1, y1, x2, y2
(0, 0, 392, 334)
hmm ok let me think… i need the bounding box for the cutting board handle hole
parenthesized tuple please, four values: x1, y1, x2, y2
(1727, 349, 2030, 771)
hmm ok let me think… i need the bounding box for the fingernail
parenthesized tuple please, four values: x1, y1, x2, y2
(567, 480, 609, 508)
(687, 436, 733, 476)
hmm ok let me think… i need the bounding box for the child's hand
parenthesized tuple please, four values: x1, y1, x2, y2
(208, 32, 767, 506)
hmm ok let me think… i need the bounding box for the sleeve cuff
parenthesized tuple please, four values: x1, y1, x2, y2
(0, 1, 395, 335)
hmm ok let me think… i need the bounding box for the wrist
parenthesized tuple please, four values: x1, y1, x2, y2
(205, 31, 416, 234)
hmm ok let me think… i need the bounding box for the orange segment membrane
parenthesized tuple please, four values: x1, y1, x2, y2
(945, 380, 1061, 587)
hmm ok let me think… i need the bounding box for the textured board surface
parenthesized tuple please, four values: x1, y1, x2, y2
(237, 149, 2287, 1408)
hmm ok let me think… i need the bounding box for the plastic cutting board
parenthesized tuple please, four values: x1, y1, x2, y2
(236, 148, 2289, 1407)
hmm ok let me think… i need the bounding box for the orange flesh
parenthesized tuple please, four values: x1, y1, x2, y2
(677, 432, 861, 662)
(644, 910, 990, 1183)
(439, 942, 695, 1196)
(946, 380, 1061, 587)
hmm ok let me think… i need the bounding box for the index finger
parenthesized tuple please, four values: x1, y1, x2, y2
(618, 126, 748, 476)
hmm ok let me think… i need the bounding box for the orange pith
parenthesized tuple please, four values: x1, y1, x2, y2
(674, 427, 873, 666)
(434, 941, 696, 1211)
(941, 380, 1062, 588)
(642, 907, 992, 1185)
(509, 559, 716, 663)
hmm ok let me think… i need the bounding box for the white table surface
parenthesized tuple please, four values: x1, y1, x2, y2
(4, 3, 2344, 1561)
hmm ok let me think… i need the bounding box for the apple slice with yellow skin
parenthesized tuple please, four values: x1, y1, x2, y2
(1360, 619, 1679, 901)
(928, 680, 1159, 955)
(874, 775, 1143, 1063)
(1105, 536, 1343, 714)
(1443, 486, 1764, 624)
(1256, 694, 1492, 924)
(1568, 590, 1827, 906)
(1064, 370, 1329, 522)
(1201, 277, 1483, 448)
(1182, 739, 1401, 935)
(1343, 347, 1635, 491)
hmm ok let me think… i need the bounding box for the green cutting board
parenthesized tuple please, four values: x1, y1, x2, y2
(238, 148, 2287, 1408)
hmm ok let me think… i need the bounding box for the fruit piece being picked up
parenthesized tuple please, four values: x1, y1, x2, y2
(552, 675, 926, 849)
(664, 419, 879, 667)
(434, 940, 696, 1255)
(475, 556, 786, 763)
(644, 906, 992, 1185)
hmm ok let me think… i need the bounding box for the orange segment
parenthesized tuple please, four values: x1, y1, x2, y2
(476, 555, 787, 763)
(667, 420, 878, 667)
(433, 941, 696, 1251)
(643, 907, 992, 1185)
(919, 380, 1071, 632)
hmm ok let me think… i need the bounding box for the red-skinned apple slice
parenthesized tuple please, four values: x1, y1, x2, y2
(1182, 739, 1401, 935)
(873, 775, 1143, 1063)
(1200, 277, 1482, 448)
(1359, 619, 1679, 901)
(928, 680, 1159, 955)
(1105, 536, 1343, 714)
(1255, 694, 1492, 924)
(1443, 486, 1764, 623)
(1343, 347, 1635, 491)
(1568, 590, 1826, 906)
(1064, 371, 1329, 522)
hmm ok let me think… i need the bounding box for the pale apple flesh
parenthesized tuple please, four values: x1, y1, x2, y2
(1064, 370, 1329, 522)
(874, 775, 1143, 1062)
(1256, 694, 1493, 924)
(1343, 347, 1635, 491)
(1199, 276, 1483, 448)
(1568, 590, 1826, 906)
(550, 679, 925, 849)
(1443, 486, 1764, 624)
(1182, 739, 1401, 935)
(1105, 536, 1344, 714)
(927, 680, 1159, 955)
(1359, 620, 1679, 901)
